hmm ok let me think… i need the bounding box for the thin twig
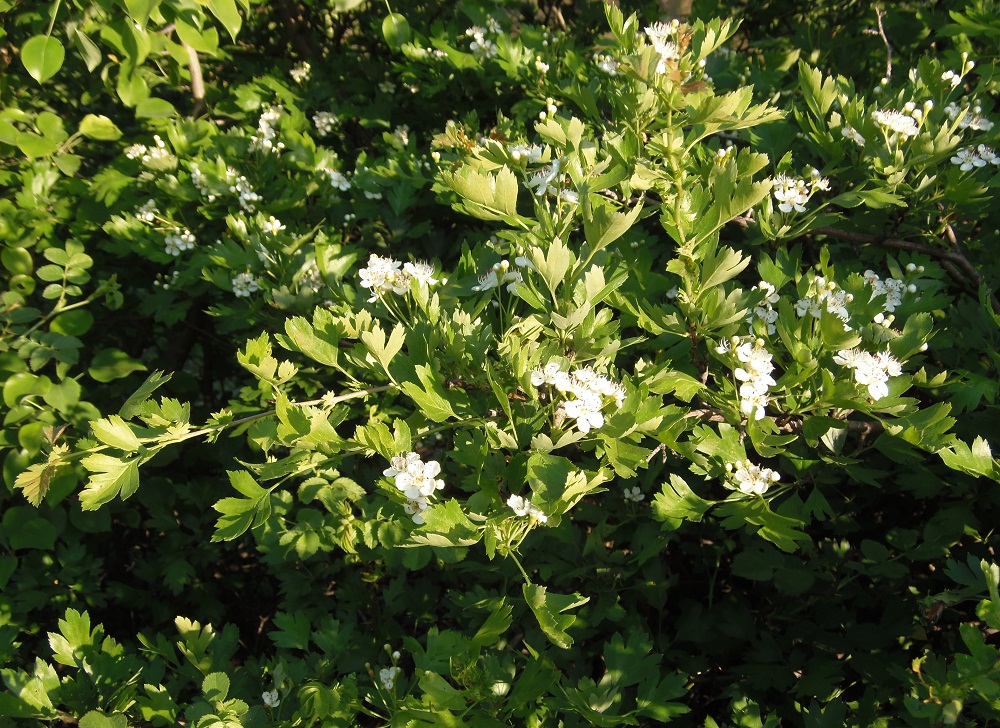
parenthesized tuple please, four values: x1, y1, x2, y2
(810, 226, 1000, 314)
(183, 42, 206, 117)
(875, 6, 892, 82)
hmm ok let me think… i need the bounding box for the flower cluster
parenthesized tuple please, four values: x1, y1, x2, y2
(717, 337, 776, 421)
(290, 61, 311, 84)
(510, 143, 545, 164)
(358, 254, 438, 302)
(189, 163, 261, 211)
(299, 260, 324, 293)
(644, 19, 682, 74)
(727, 460, 780, 495)
(472, 257, 532, 294)
(772, 169, 829, 213)
(507, 494, 547, 523)
(135, 199, 157, 222)
(384, 452, 445, 524)
(951, 144, 1000, 170)
(124, 134, 171, 166)
(250, 106, 284, 154)
(261, 216, 285, 235)
(164, 227, 196, 256)
(841, 125, 865, 147)
(746, 281, 780, 334)
(465, 20, 500, 59)
(594, 53, 620, 75)
(863, 269, 910, 314)
(531, 363, 625, 433)
(313, 111, 338, 136)
(795, 276, 853, 322)
(232, 271, 261, 298)
(872, 106, 922, 141)
(833, 348, 903, 400)
(944, 102, 994, 132)
(322, 167, 351, 191)
(379, 666, 400, 690)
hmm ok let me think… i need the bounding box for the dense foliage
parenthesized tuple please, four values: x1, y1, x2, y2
(2, 0, 1000, 725)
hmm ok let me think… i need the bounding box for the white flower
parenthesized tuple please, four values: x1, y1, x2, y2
(384, 452, 422, 478)
(392, 125, 410, 147)
(250, 106, 285, 154)
(772, 173, 811, 213)
(164, 228, 196, 256)
(403, 497, 429, 524)
(290, 61, 311, 83)
(531, 361, 564, 387)
(473, 269, 499, 292)
(623, 486, 644, 502)
(730, 460, 780, 495)
(262, 690, 280, 708)
(261, 216, 285, 235)
(232, 272, 261, 297)
(135, 199, 157, 222)
(323, 168, 351, 191)
(358, 254, 403, 301)
(872, 109, 920, 139)
(510, 144, 545, 164)
(403, 260, 438, 286)
(594, 53, 620, 75)
(563, 392, 605, 433)
(944, 102, 994, 132)
(379, 666, 400, 690)
(394, 459, 445, 499)
(313, 111, 338, 136)
(527, 158, 561, 197)
(841, 125, 865, 146)
(507, 494, 530, 516)
(834, 348, 903, 400)
(507, 495, 547, 523)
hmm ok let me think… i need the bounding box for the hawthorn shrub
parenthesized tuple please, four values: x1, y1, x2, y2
(1, 0, 999, 725)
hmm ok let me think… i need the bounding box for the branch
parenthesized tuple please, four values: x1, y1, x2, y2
(183, 42, 206, 117)
(874, 6, 893, 82)
(684, 406, 885, 436)
(810, 226, 1000, 314)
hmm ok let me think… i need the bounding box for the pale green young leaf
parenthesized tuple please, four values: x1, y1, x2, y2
(21, 36, 65, 84)
(91, 415, 142, 452)
(79, 455, 140, 510)
(207, 0, 242, 40)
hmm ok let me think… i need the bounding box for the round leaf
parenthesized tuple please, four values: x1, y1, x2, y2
(79, 114, 123, 141)
(21, 35, 66, 84)
(88, 348, 147, 382)
(382, 13, 411, 51)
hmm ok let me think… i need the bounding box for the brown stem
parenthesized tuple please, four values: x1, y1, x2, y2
(183, 42, 206, 117)
(810, 226, 1000, 314)
(684, 406, 885, 436)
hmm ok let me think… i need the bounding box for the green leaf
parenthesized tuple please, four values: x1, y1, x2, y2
(119, 370, 171, 419)
(409, 499, 481, 547)
(89, 348, 147, 382)
(72, 29, 102, 71)
(21, 35, 65, 84)
(135, 98, 177, 119)
(208, 0, 242, 40)
(522, 584, 589, 649)
(202, 672, 230, 702)
(583, 198, 643, 252)
(2, 507, 57, 550)
(16, 131, 58, 158)
(79, 455, 140, 510)
(91, 415, 142, 452)
(471, 599, 513, 648)
(382, 13, 411, 51)
(80, 114, 122, 142)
